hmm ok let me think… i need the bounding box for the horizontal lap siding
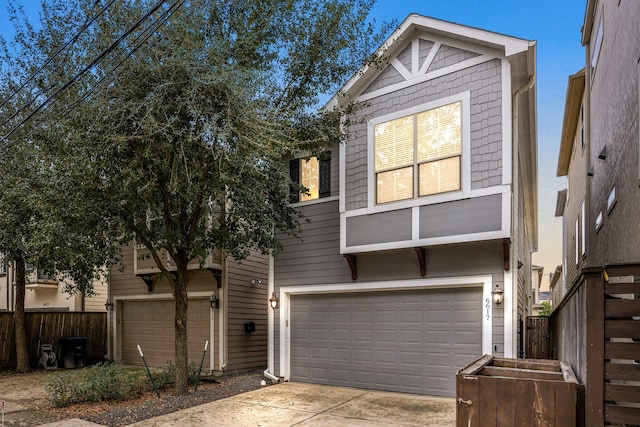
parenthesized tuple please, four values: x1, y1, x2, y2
(226, 252, 268, 371)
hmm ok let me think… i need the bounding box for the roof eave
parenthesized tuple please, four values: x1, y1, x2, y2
(557, 69, 586, 177)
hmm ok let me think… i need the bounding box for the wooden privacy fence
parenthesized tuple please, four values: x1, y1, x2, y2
(525, 316, 550, 359)
(551, 263, 640, 426)
(0, 312, 106, 370)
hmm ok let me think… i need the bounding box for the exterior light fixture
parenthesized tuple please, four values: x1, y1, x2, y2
(209, 294, 219, 309)
(251, 278, 263, 286)
(492, 284, 504, 305)
(105, 300, 113, 311)
(269, 292, 279, 310)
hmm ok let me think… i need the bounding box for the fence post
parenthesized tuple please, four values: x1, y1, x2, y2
(585, 271, 604, 426)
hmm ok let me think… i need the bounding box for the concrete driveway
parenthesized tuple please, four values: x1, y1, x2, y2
(128, 382, 456, 427)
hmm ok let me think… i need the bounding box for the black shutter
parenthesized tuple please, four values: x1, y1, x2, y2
(289, 159, 300, 203)
(319, 152, 331, 198)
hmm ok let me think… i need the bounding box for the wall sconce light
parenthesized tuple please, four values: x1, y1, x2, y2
(492, 284, 504, 305)
(269, 292, 279, 310)
(587, 167, 594, 177)
(251, 278, 263, 286)
(517, 261, 524, 269)
(209, 294, 219, 309)
(105, 300, 113, 311)
(598, 145, 607, 160)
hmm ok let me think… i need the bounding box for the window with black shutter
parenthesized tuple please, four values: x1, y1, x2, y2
(289, 152, 331, 203)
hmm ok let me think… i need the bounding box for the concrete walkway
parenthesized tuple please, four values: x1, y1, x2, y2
(127, 382, 456, 427)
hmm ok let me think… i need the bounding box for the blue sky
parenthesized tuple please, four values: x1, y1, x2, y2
(1, 0, 586, 288)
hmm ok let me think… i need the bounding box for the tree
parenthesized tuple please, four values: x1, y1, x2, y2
(539, 301, 552, 317)
(0, 2, 121, 372)
(3, 0, 390, 393)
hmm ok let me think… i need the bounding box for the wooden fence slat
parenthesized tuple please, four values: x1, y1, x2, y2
(605, 384, 640, 403)
(479, 366, 564, 381)
(605, 362, 640, 382)
(605, 320, 640, 339)
(605, 299, 640, 318)
(605, 342, 640, 359)
(491, 358, 560, 372)
(1, 312, 106, 370)
(604, 282, 640, 294)
(605, 404, 640, 425)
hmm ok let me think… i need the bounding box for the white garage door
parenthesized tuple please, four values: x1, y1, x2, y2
(290, 287, 482, 396)
(120, 298, 211, 371)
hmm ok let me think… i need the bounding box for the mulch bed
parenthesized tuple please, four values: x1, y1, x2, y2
(49, 370, 270, 426)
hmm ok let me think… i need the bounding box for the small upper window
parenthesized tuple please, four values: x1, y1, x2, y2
(0, 253, 6, 276)
(591, 14, 603, 79)
(289, 153, 331, 203)
(595, 211, 603, 232)
(607, 186, 617, 213)
(374, 101, 462, 204)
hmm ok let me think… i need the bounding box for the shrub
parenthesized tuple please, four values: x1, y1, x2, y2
(45, 362, 170, 407)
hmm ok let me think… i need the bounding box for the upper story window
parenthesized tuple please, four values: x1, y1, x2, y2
(289, 153, 331, 203)
(374, 101, 461, 204)
(591, 13, 603, 80)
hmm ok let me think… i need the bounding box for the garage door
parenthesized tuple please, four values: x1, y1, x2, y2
(120, 298, 211, 371)
(290, 287, 482, 396)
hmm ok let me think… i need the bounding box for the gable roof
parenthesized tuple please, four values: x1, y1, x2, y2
(557, 69, 586, 177)
(325, 13, 536, 110)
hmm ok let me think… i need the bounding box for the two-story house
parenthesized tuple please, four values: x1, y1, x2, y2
(266, 14, 537, 397)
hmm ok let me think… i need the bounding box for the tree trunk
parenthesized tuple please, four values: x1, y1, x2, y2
(173, 261, 189, 395)
(14, 257, 29, 372)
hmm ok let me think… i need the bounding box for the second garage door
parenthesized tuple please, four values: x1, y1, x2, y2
(120, 298, 211, 371)
(290, 287, 482, 396)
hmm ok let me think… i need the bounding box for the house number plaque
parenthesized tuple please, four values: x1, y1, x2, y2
(485, 297, 491, 320)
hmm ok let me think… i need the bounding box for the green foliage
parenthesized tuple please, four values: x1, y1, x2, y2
(45, 362, 176, 407)
(539, 300, 553, 317)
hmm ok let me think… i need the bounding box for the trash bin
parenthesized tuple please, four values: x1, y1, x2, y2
(58, 337, 87, 369)
(456, 355, 584, 426)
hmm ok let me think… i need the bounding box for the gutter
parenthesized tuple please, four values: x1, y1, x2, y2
(264, 253, 279, 382)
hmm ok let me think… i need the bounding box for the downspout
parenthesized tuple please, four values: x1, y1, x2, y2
(511, 75, 535, 358)
(263, 253, 279, 383)
(106, 270, 111, 360)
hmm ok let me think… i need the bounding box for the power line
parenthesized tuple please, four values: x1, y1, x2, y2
(0, 0, 117, 116)
(1, 0, 182, 147)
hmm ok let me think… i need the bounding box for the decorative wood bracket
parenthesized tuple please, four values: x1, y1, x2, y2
(209, 268, 223, 288)
(343, 254, 357, 281)
(414, 248, 426, 277)
(502, 238, 511, 271)
(139, 274, 154, 292)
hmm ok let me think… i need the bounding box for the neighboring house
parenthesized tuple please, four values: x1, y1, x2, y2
(549, 265, 562, 308)
(555, 68, 587, 299)
(0, 257, 107, 312)
(106, 243, 268, 373)
(555, 0, 640, 296)
(267, 14, 537, 397)
(530, 265, 544, 315)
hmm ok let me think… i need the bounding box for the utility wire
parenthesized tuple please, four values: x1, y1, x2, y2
(1, 0, 176, 145)
(0, 0, 117, 115)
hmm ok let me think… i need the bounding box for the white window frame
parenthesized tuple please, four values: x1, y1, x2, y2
(607, 186, 617, 214)
(591, 13, 603, 82)
(0, 253, 6, 276)
(595, 210, 603, 232)
(575, 217, 580, 266)
(581, 201, 586, 257)
(367, 91, 471, 214)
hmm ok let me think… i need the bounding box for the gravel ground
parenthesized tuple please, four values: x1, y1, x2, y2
(80, 370, 270, 426)
(0, 369, 270, 427)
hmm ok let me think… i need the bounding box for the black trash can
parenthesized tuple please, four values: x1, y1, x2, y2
(58, 337, 87, 369)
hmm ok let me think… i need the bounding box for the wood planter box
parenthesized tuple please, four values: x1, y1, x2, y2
(456, 355, 584, 426)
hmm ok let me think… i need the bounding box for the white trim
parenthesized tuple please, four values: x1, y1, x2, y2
(341, 185, 510, 254)
(359, 55, 493, 104)
(419, 41, 442, 74)
(339, 120, 346, 214)
(411, 38, 419, 76)
(277, 275, 494, 381)
(503, 268, 514, 357)
(367, 91, 471, 213)
(266, 254, 275, 377)
(391, 57, 412, 81)
(219, 259, 227, 371)
(501, 59, 513, 185)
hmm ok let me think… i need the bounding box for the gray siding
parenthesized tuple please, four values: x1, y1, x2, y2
(346, 58, 503, 212)
(419, 194, 502, 239)
(226, 252, 268, 371)
(346, 209, 412, 247)
(427, 44, 480, 72)
(275, 200, 353, 287)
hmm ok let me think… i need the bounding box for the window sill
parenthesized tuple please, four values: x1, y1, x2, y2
(290, 195, 339, 208)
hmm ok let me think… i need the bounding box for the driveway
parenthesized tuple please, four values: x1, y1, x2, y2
(127, 382, 456, 427)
